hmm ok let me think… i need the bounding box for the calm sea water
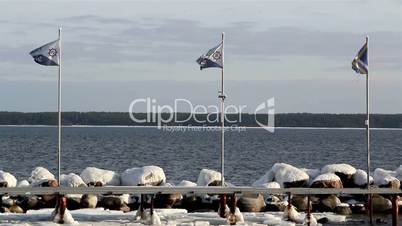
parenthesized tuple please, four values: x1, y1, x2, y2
(0, 126, 401, 185)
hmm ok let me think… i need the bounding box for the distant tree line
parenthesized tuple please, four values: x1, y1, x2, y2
(0, 112, 401, 128)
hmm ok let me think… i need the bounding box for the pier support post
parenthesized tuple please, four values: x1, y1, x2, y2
(150, 194, 154, 216)
(139, 194, 145, 219)
(306, 195, 311, 226)
(368, 194, 373, 225)
(228, 193, 237, 225)
(53, 194, 67, 224)
(219, 194, 227, 218)
(392, 195, 399, 226)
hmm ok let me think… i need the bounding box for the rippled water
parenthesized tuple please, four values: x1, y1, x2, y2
(0, 127, 401, 185)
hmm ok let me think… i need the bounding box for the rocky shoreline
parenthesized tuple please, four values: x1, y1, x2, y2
(1, 163, 401, 221)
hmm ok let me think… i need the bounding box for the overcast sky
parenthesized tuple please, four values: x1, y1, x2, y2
(0, 0, 401, 113)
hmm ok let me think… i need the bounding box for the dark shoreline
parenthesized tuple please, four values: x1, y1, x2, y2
(1, 112, 402, 128)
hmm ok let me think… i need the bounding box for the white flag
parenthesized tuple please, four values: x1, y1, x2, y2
(29, 39, 60, 66)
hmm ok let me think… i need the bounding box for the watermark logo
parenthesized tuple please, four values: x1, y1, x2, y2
(128, 97, 275, 132)
(254, 98, 275, 133)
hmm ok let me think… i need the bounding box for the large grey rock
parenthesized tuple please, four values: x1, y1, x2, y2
(335, 204, 352, 215)
(372, 195, 392, 213)
(237, 193, 266, 212)
(81, 194, 98, 208)
(291, 195, 312, 211)
(319, 195, 341, 211)
(310, 173, 343, 189)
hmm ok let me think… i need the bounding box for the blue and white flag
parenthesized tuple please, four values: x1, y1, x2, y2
(352, 42, 368, 74)
(196, 42, 223, 70)
(29, 39, 60, 66)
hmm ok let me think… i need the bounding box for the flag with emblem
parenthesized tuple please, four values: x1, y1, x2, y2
(29, 39, 60, 66)
(351, 41, 368, 74)
(196, 42, 223, 70)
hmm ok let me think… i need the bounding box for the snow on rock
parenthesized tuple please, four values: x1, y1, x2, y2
(283, 205, 304, 224)
(311, 173, 343, 188)
(178, 180, 197, 187)
(60, 173, 87, 187)
(353, 169, 373, 186)
(321, 163, 356, 175)
(121, 166, 166, 186)
(17, 179, 30, 187)
(271, 163, 309, 188)
(312, 173, 341, 183)
(373, 168, 398, 186)
(304, 213, 318, 226)
(301, 168, 321, 183)
(252, 170, 275, 187)
(0, 170, 17, 187)
(255, 182, 281, 189)
(51, 209, 77, 224)
(80, 167, 120, 186)
(196, 169, 222, 186)
(29, 167, 55, 183)
(395, 165, 402, 181)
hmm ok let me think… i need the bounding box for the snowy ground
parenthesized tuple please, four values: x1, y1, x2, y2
(0, 208, 348, 226)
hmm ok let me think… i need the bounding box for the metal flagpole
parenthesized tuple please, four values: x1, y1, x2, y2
(220, 32, 225, 187)
(365, 36, 373, 224)
(57, 27, 62, 184)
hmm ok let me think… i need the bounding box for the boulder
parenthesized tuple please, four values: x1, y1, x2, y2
(237, 193, 266, 212)
(0, 207, 10, 213)
(81, 194, 98, 208)
(335, 203, 352, 215)
(80, 167, 120, 186)
(16, 196, 40, 211)
(352, 169, 373, 188)
(60, 173, 86, 187)
(373, 168, 400, 189)
(40, 179, 59, 203)
(0, 170, 17, 187)
(29, 167, 55, 184)
(321, 164, 356, 187)
(155, 192, 182, 208)
(121, 166, 165, 186)
(291, 195, 311, 211)
(372, 195, 392, 213)
(271, 163, 309, 188)
(9, 204, 24, 213)
(318, 195, 341, 211)
(98, 196, 129, 212)
(252, 170, 275, 187)
(17, 180, 30, 187)
(310, 173, 343, 189)
(197, 169, 222, 186)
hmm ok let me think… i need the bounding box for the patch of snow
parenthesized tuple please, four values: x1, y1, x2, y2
(29, 167, 55, 184)
(255, 182, 281, 189)
(271, 163, 309, 187)
(17, 179, 30, 187)
(337, 203, 350, 207)
(353, 169, 373, 186)
(196, 169, 222, 186)
(121, 166, 166, 186)
(283, 205, 304, 224)
(321, 163, 356, 175)
(395, 165, 402, 181)
(252, 170, 275, 187)
(301, 168, 321, 184)
(60, 173, 86, 187)
(373, 168, 398, 186)
(178, 180, 197, 187)
(0, 170, 17, 187)
(312, 173, 341, 183)
(80, 167, 120, 186)
(51, 209, 78, 224)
